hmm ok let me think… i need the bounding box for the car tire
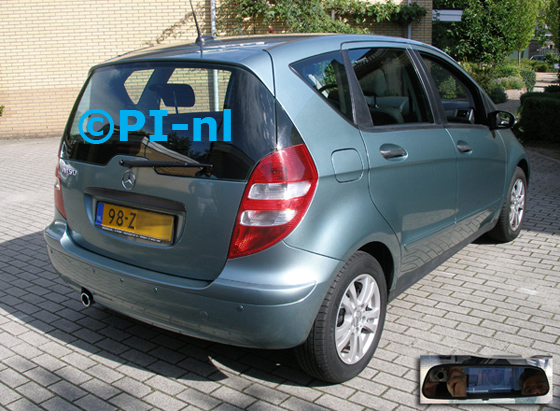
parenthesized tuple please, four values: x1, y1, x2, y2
(488, 166, 527, 242)
(295, 251, 387, 383)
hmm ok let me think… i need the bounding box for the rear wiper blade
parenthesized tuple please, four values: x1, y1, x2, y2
(119, 159, 212, 168)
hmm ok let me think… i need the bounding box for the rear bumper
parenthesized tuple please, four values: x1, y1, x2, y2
(44, 219, 341, 349)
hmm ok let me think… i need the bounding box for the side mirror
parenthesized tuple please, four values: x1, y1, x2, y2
(489, 110, 516, 130)
(420, 355, 552, 404)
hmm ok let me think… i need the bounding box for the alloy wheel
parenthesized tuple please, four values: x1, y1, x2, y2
(335, 274, 381, 364)
(509, 178, 525, 232)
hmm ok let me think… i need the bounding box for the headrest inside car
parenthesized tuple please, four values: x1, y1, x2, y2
(152, 83, 196, 107)
(361, 69, 387, 97)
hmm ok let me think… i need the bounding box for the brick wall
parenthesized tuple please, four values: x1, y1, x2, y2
(364, 0, 432, 44)
(410, 0, 433, 45)
(0, 0, 432, 139)
(0, 0, 208, 139)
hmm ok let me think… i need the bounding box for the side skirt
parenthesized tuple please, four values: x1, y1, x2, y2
(387, 220, 496, 303)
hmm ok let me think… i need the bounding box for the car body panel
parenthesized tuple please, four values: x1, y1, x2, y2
(45, 34, 530, 351)
(45, 215, 341, 348)
(60, 156, 244, 280)
(446, 126, 507, 239)
(362, 127, 458, 274)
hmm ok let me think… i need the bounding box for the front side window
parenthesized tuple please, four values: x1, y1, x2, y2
(291, 51, 353, 122)
(348, 48, 433, 126)
(420, 53, 486, 125)
(63, 62, 275, 181)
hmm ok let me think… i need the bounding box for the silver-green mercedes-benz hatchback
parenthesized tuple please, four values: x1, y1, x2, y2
(45, 34, 529, 383)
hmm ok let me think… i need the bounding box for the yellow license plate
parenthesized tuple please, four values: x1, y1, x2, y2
(95, 202, 174, 244)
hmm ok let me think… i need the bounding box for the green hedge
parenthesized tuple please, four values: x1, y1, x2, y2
(544, 85, 560, 93)
(532, 62, 555, 72)
(520, 91, 560, 105)
(487, 82, 508, 104)
(517, 96, 560, 142)
(499, 76, 524, 90)
(520, 69, 536, 92)
(494, 64, 520, 78)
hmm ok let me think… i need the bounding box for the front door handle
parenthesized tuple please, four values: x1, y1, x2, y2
(457, 141, 472, 153)
(380, 144, 408, 160)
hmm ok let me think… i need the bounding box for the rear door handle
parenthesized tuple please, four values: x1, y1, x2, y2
(380, 144, 408, 160)
(457, 141, 472, 153)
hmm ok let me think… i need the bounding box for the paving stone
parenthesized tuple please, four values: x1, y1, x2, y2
(41, 396, 82, 411)
(349, 391, 398, 410)
(15, 381, 54, 404)
(0, 368, 29, 389)
(176, 387, 223, 410)
(113, 376, 153, 398)
(243, 383, 290, 405)
(144, 391, 188, 411)
(145, 374, 185, 396)
(316, 393, 364, 411)
(3, 356, 36, 374)
(280, 396, 329, 411)
(74, 394, 118, 411)
(5, 398, 43, 411)
(246, 400, 287, 411)
(0, 381, 21, 405)
(86, 364, 123, 384)
(108, 393, 151, 411)
(23, 367, 61, 388)
(54, 366, 92, 386)
(181, 374, 222, 394)
(212, 370, 253, 392)
(212, 386, 257, 409)
(79, 378, 120, 400)
(49, 380, 87, 402)
(1, 139, 560, 411)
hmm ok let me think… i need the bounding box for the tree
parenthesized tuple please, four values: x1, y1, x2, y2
(544, 0, 559, 49)
(510, 0, 540, 64)
(433, 0, 519, 66)
(218, 0, 427, 35)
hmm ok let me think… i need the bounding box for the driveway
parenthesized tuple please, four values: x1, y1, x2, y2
(0, 138, 559, 410)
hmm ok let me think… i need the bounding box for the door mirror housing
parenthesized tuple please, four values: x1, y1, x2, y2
(489, 110, 516, 130)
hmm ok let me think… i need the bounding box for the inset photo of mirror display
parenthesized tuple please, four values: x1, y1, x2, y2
(420, 355, 553, 404)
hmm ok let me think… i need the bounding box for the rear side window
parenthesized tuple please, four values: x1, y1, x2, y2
(291, 52, 353, 122)
(348, 48, 433, 126)
(63, 63, 275, 181)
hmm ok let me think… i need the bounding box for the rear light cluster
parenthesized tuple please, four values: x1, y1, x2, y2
(228, 144, 318, 259)
(54, 161, 66, 218)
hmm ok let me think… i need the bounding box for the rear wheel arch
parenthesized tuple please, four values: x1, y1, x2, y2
(295, 251, 388, 382)
(358, 242, 394, 292)
(517, 159, 530, 186)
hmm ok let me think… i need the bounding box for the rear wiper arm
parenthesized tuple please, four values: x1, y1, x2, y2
(119, 159, 213, 168)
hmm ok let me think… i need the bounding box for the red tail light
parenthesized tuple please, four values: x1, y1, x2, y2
(54, 161, 66, 218)
(228, 144, 318, 259)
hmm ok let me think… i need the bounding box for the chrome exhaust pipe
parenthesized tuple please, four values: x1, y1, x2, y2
(80, 289, 93, 307)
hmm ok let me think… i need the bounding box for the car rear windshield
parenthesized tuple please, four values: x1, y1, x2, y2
(62, 62, 276, 181)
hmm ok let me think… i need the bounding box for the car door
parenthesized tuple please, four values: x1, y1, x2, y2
(343, 44, 458, 278)
(418, 52, 507, 242)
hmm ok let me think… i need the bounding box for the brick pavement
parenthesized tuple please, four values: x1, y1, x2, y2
(0, 137, 559, 410)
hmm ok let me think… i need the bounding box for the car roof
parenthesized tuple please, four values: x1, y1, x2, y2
(92, 34, 448, 94)
(100, 34, 433, 66)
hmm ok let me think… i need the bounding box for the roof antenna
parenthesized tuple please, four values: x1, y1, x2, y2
(189, 0, 213, 46)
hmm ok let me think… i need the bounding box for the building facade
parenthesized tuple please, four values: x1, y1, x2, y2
(0, 0, 432, 139)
